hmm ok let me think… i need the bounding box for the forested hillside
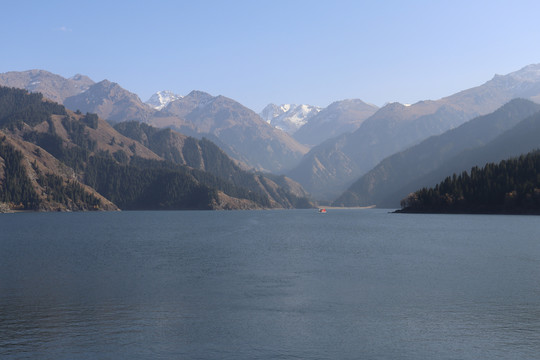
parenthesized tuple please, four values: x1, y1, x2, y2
(0, 86, 66, 128)
(114, 121, 312, 208)
(398, 150, 540, 214)
(0, 87, 312, 211)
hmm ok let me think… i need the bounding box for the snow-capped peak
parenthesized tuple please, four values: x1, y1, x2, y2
(280, 104, 292, 113)
(260, 103, 321, 134)
(146, 90, 183, 110)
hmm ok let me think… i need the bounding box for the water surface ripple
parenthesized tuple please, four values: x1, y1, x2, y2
(1, 209, 540, 359)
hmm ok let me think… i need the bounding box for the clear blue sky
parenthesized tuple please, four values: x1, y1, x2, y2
(3, 0, 540, 111)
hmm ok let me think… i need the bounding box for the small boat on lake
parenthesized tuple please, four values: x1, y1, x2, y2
(318, 208, 327, 213)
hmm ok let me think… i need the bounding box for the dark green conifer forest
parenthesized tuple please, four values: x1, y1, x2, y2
(399, 150, 540, 214)
(0, 87, 66, 128)
(0, 138, 40, 209)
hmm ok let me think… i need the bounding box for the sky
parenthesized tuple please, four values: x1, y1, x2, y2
(3, 0, 540, 111)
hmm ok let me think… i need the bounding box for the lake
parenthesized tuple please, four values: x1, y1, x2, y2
(1, 209, 540, 359)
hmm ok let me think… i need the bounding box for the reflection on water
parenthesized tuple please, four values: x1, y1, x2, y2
(1, 210, 540, 359)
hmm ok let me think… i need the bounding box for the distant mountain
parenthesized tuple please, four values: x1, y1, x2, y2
(287, 64, 540, 201)
(145, 90, 183, 110)
(398, 150, 540, 214)
(152, 91, 309, 173)
(0, 70, 156, 124)
(287, 101, 468, 200)
(63, 80, 156, 124)
(334, 99, 540, 208)
(0, 70, 94, 103)
(259, 103, 321, 135)
(292, 99, 379, 146)
(259, 99, 378, 146)
(160, 90, 215, 119)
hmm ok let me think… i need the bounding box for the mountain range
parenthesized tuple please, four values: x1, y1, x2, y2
(153, 91, 309, 172)
(0, 71, 307, 174)
(3, 63, 540, 207)
(0, 70, 94, 103)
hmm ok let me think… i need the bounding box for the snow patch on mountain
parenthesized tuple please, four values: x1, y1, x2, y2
(260, 103, 321, 134)
(146, 90, 183, 110)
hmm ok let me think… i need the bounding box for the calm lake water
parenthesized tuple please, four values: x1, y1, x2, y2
(1, 209, 540, 359)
